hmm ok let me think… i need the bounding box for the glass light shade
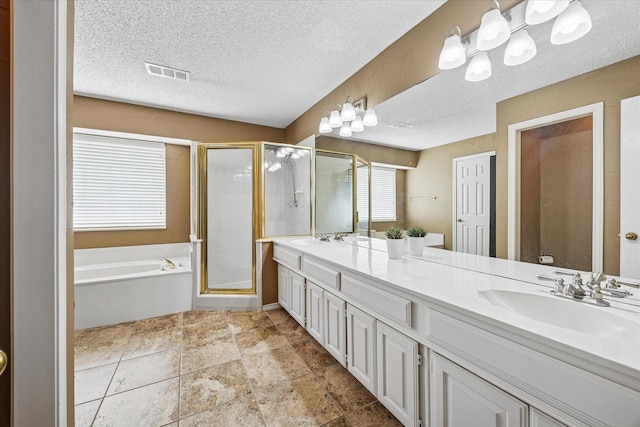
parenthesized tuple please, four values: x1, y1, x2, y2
(438, 34, 466, 70)
(550, 1, 592, 45)
(504, 30, 537, 66)
(318, 117, 332, 133)
(339, 122, 352, 137)
(340, 102, 356, 121)
(525, 0, 569, 25)
(329, 109, 342, 128)
(465, 52, 492, 82)
(363, 109, 378, 127)
(350, 116, 364, 132)
(477, 9, 511, 51)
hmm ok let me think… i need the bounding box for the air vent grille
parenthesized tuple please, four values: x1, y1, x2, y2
(145, 62, 190, 81)
(389, 121, 415, 129)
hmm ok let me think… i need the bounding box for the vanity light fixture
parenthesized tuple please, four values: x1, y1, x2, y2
(525, 0, 570, 25)
(438, 26, 467, 70)
(477, 0, 511, 51)
(504, 29, 537, 66)
(318, 96, 377, 137)
(550, 0, 592, 45)
(465, 51, 492, 82)
(318, 112, 332, 134)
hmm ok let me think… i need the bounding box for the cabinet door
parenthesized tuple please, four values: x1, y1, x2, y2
(346, 304, 376, 394)
(323, 291, 346, 366)
(289, 271, 306, 327)
(430, 352, 527, 427)
(277, 264, 290, 312)
(306, 281, 324, 344)
(530, 408, 567, 427)
(377, 322, 419, 427)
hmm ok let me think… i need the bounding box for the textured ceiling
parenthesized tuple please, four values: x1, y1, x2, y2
(74, 0, 446, 128)
(345, 0, 640, 150)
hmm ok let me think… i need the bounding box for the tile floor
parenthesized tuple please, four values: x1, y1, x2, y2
(74, 309, 403, 426)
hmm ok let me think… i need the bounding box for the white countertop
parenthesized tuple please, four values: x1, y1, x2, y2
(273, 237, 640, 388)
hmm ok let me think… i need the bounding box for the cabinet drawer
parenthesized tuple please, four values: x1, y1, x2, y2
(302, 257, 340, 291)
(341, 274, 411, 328)
(273, 245, 301, 271)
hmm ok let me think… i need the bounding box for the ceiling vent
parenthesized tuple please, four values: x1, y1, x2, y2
(144, 62, 190, 81)
(389, 121, 415, 129)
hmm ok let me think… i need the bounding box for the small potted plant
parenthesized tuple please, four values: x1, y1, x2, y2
(406, 225, 428, 256)
(384, 227, 405, 259)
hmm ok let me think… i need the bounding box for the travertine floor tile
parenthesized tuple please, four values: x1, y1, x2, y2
(265, 308, 291, 325)
(182, 320, 231, 349)
(226, 310, 273, 334)
(132, 312, 183, 333)
(322, 417, 351, 427)
(345, 401, 403, 427)
(93, 377, 179, 427)
(235, 325, 288, 357)
(74, 400, 101, 427)
(181, 340, 241, 374)
(75, 339, 127, 371)
(121, 328, 182, 360)
(75, 322, 135, 348)
(75, 362, 117, 404)
(107, 349, 180, 395)
(179, 394, 265, 427)
(179, 360, 252, 419)
(254, 373, 342, 426)
(183, 309, 226, 326)
(275, 315, 309, 340)
(315, 364, 376, 413)
(287, 335, 338, 372)
(242, 344, 311, 388)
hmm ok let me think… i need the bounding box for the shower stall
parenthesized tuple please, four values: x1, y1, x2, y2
(196, 142, 312, 297)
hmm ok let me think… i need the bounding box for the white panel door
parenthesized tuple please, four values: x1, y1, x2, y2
(306, 281, 324, 344)
(323, 291, 346, 366)
(289, 271, 306, 327)
(346, 304, 376, 394)
(455, 154, 491, 256)
(377, 322, 419, 427)
(430, 352, 527, 427)
(620, 96, 640, 279)
(277, 264, 290, 312)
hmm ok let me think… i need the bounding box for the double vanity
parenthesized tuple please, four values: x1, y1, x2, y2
(272, 237, 640, 427)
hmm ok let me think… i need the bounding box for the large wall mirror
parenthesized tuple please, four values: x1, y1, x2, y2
(326, 1, 639, 277)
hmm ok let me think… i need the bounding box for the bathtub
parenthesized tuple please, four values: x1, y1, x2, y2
(74, 243, 194, 330)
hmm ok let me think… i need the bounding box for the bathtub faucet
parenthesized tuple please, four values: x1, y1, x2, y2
(161, 258, 176, 270)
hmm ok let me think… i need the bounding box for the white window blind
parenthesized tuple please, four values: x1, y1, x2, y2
(358, 166, 396, 222)
(73, 133, 166, 230)
(357, 166, 370, 221)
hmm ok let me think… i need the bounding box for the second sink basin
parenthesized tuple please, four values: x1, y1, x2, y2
(478, 289, 640, 339)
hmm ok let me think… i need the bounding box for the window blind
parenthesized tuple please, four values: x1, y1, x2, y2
(358, 166, 396, 222)
(73, 133, 167, 230)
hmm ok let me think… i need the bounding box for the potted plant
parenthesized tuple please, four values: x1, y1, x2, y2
(406, 225, 428, 256)
(384, 227, 405, 259)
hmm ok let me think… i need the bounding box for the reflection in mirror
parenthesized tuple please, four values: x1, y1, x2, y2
(263, 143, 312, 237)
(315, 150, 354, 234)
(355, 158, 371, 237)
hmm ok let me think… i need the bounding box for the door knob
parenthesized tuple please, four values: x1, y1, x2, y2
(0, 350, 7, 376)
(625, 232, 638, 241)
(457, 219, 463, 223)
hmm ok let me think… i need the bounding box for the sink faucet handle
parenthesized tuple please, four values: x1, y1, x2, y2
(537, 275, 565, 292)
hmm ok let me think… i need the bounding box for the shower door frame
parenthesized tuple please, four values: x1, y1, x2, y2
(197, 142, 262, 295)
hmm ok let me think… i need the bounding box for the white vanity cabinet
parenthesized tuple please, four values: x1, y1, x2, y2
(277, 264, 290, 312)
(377, 321, 420, 427)
(305, 280, 324, 343)
(323, 291, 346, 366)
(430, 352, 527, 427)
(289, 270, 306, 326)
(530, 408, 567, 427)
(346, 304, 376, 394)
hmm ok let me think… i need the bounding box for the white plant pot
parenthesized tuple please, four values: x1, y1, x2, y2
(408, 236, 426, 256)
(386, 238, 404, 259)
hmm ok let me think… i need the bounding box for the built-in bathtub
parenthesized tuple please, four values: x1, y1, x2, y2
(74, 243, 194, 330)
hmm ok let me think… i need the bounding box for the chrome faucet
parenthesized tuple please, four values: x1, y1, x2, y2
(585, 273, 634, 298)
(537, 273, 610, 307)
(315, 234, 331, 242)
(161, 258, 176, 269)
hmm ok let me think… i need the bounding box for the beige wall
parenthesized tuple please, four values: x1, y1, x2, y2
(406, 56, 640, 272)
(407, 133, 496, 250)
(316, 135, 419, 168)
(73, 96, 285, 248)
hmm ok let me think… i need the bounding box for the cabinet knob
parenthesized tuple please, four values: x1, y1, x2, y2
(625, 232, 638, 241)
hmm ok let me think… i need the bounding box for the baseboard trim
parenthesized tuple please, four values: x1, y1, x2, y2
(262, 302, 282, 311)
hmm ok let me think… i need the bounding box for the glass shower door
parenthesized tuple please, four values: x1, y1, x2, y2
(200, 144, 256, 293)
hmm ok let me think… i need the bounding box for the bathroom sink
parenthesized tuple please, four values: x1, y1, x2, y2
(291, 239, 326, 246)
(478, 289, 640, 339)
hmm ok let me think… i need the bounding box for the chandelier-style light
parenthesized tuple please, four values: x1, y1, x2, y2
(525, 0, 570, 25)
(465, 52, 492, 82)
(550, 0, 592, 45)
(504, 29, 537, 66)
(477, 0, 511, 51)
(438, 26, 466, 70)
(318, 97, 377, 137)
